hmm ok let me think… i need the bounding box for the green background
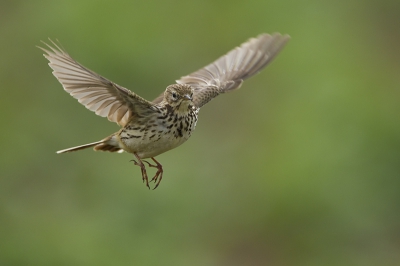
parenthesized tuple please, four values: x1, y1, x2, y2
(1, 0, 399, 265)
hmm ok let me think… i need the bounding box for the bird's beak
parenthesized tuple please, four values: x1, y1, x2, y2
(184, 94, 192, 101)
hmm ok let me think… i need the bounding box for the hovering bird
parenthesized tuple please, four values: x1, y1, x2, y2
(39, 33, 290, 189)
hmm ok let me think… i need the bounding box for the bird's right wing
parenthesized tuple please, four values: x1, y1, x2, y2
(39, 40, 155, 127)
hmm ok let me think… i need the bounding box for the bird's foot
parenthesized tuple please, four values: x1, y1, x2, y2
(143, 158, 164, 190)
(130, 158, 150, 189)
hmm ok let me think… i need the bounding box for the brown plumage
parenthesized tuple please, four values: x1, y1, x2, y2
(39, 33, 289, 189)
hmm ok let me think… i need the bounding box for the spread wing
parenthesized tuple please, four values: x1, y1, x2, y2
(39, 40, 155, 127)
(153, 33, 290, 107)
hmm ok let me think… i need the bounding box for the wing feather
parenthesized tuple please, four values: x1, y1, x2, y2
(39, 39, 155, 126)
(158, 33, 290, 107)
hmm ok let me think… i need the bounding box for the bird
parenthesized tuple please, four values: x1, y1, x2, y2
(39, 33, 290, 189)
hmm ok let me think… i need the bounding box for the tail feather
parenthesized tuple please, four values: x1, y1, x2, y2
(94, 143, 124, 153)
(57, 140, 104, 154)
(56, 135, 123, 154)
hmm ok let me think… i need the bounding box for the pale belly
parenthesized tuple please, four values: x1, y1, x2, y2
(121, 131, 191, 159)
(117, 111, 198, 159)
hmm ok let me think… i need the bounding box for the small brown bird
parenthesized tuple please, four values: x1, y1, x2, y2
(39, 33, 289, 189)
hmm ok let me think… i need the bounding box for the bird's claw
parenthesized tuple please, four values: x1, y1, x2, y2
(132, 156, 163, 190)
(143, 160, 157, 168)
(131, 158, 150, 189)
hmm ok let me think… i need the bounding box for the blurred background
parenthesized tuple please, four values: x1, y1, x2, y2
(1, 0, 399, 265)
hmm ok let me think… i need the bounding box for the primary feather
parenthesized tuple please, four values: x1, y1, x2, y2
(152, 33, 290, 107)
(38, 40, 154, 126)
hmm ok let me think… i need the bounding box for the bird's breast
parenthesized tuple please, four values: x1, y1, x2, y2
(117, 108, 198, 158)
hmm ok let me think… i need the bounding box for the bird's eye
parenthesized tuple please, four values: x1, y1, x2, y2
(172, 92, 178, 99)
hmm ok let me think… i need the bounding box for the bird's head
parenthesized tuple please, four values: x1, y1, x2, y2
(164, 84, 194, 109)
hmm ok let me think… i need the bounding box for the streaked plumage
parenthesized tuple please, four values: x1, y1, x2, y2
(39, 33, 289, 189)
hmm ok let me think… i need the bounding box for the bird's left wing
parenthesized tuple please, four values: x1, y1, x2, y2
(39, 40, 155, 127)
(153, 33, 289, 107)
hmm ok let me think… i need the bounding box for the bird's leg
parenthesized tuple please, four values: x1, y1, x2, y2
(143, 157, 164, 190)
(130, 153, 150, 189)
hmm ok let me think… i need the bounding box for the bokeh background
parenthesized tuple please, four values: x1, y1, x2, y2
(1, 0, 399, 265)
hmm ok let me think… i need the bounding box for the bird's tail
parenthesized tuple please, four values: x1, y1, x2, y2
(56, 135, 123, 154)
